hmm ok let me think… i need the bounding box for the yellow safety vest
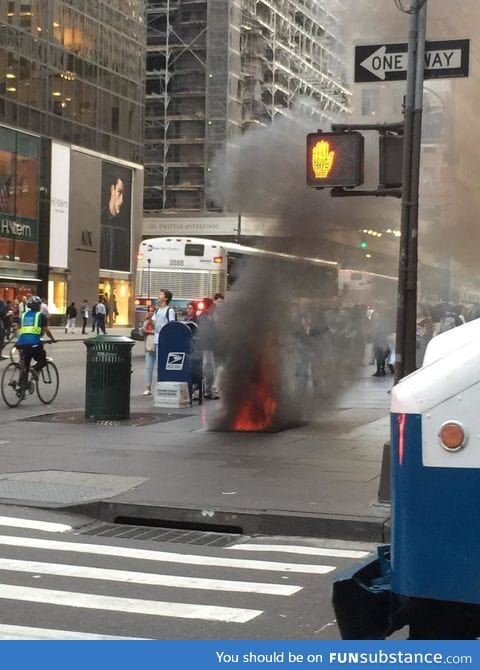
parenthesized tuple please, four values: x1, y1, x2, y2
(20, 310, 42, 335)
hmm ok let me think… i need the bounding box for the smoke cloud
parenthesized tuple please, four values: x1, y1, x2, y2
(206, 105, 378, 430)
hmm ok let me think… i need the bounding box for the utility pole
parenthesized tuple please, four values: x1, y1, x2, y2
(395, 0, 427, 382)
(379, 0, 427, 504)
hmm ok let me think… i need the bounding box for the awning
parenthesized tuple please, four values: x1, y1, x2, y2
(0, 276, 39, 283)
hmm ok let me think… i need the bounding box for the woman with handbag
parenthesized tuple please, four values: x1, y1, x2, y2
(142, 305, 156, 396)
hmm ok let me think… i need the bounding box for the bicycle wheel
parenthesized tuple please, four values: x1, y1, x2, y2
(36, 361, 59, 404)
(9, 344, 20, 364)
(1, 363, 24, 408)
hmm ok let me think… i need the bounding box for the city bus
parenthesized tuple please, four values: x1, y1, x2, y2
(134, 236, 339, 326)
(339, 268, 398, 307)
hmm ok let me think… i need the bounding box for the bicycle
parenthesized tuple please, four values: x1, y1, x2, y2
(7, 340, 20, 363)
(1, 342, 59, 407)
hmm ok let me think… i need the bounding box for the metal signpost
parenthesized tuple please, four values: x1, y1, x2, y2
(394, 0, 427, 382)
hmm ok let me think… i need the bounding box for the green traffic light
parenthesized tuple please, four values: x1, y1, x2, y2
(360, 240, 367, 248)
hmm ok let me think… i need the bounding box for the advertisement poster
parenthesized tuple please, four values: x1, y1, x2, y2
(100, 161, 132, 272)
(49, 143, 70, 270)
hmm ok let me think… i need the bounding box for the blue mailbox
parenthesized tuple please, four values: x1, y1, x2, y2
(157, 321, 193, 383)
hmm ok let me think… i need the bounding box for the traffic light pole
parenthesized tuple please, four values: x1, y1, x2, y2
(394, 0, 427, 382)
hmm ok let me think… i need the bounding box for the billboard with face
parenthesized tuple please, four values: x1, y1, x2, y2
(100, 161, 132, 272)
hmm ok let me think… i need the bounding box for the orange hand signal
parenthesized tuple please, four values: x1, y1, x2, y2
(312, 140, 335, 179)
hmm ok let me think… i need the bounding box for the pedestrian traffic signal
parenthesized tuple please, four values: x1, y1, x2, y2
(306, 131, 364, 188)
(379, 134, 403, 189)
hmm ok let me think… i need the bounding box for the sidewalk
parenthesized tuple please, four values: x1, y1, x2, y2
(49, 325, 133, 341)
(0, 338, 392, 542)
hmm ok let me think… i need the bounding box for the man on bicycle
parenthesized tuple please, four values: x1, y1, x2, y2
(16, 296, 56, 380)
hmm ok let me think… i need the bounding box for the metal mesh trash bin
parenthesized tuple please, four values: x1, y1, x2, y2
(84, 335, 135, 421)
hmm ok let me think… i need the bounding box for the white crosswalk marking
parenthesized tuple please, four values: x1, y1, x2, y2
(0, 557, 301, 595)
(0, 516, 72, 533)
(0, 521, 366, 637)
(0, 534, 335, 574)
(230, 544, 370, 559)
(0, 624, 146, 640)
(0, 583, 262, 623)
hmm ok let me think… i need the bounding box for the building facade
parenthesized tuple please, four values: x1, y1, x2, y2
(0, 0, 145, 324)
(144, 0, 350, 217)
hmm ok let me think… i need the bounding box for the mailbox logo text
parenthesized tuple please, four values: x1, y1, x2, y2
(166, 352, 186, 370)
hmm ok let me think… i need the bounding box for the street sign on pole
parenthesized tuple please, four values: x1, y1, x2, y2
(355, 39, 469, 82)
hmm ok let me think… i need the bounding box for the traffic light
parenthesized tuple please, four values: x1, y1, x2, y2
(379, 134, 403, 189)
(306, 131, 364, 188)
(360, 240, 368, 249)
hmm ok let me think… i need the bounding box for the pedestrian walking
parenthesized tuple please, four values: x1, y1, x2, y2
(0, 299, 7, 359)
(95, 298, 107, 334)
(80, 299, 90, 334)
(370, 306, 390, 377)
(65, 302, 77, 334)
(112, 293, 118, 324)
(142, 305, 156, 396)
(416, 303, 434, 368)
(198, 293, 224, 399)
(91, 301, 97, 332)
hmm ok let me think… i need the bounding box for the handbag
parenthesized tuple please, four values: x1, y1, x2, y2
(145, 334, 155, 352)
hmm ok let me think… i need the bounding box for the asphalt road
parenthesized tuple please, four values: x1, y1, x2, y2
(0, 338, 149, 422)
(0, 509, 375, 640)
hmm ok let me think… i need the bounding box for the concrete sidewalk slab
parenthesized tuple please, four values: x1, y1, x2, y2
(0, 376, 391, 541)
(0, 338, 392, 541)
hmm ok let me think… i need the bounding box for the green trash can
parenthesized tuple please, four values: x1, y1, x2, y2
(84, 335, 135, 421)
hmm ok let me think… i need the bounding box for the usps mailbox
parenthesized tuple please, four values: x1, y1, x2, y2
(155, 321, 193, 408)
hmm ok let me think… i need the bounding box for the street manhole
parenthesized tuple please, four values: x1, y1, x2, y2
(77, 522, 241, 547)
(22, 411, 185, 427)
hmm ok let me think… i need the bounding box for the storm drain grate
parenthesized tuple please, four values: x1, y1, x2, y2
(22, 411, 185, 427)
(77, 522, 242, 548)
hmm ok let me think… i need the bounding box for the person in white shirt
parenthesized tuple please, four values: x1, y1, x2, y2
(40, 299, 49, 317)
(95, 298, 107, 334)
(153, 289, 175, 345)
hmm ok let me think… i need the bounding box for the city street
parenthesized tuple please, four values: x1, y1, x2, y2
(0, 331, 391, 639)
(0, 508, 375, 640)
(0, 0, 478, 648)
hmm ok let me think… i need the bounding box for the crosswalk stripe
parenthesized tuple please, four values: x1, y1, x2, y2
(0, 557, 301, 595)
(0, 624, 147, 640)
(0, 516, 72, 533)
(0, 584, 262, 623)
(230, 544, 370, 559)
(0, 535, 335, 574)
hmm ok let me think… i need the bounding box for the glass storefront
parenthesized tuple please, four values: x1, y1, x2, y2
(47, 272, 67, 315)
(0, 126, 40, 265)
(0, 279, 38, 303)
(98, 278, 131, 326)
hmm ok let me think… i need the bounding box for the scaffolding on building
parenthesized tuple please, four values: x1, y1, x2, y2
(144, 0, 351, 213)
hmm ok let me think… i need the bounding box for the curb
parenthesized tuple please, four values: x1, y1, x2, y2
(68, 500, 391, 544)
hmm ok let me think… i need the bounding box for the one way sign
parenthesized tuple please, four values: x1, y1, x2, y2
(355, 39, 469, 82)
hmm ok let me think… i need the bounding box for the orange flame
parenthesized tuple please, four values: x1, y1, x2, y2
(232, 360, 277, 432)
